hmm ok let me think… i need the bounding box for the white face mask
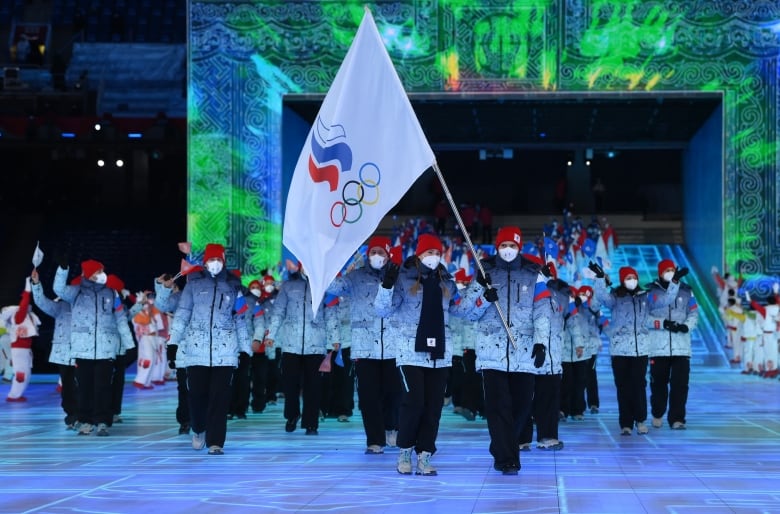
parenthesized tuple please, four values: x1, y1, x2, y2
(420, 255, 440, 270)
(206, 260, 224, 276)
(456, 282, 466, 290)
(264, 284, 275, 294)
(250, 288, 262, 297)
(94, 272, 107, 285)
(369, 254, 387, 270)
(578, 295, 589, 304)
(624, 278, 638, 291)
(662, 271, 675, 282)
(498, 247, 519, 262)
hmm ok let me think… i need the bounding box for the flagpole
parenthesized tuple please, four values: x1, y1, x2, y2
(431, 161, 516, 350)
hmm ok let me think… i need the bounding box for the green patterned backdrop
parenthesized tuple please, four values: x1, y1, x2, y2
(188, 0, 780, 279)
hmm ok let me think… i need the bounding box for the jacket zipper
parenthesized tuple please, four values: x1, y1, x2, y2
(302, 282, 307, 354)
(209, 279, 217, 366)
(633, 295, 639, 356)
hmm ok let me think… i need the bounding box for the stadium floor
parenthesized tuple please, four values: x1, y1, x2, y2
(2, 361, 779, 514)
(4, 244, 777, 514)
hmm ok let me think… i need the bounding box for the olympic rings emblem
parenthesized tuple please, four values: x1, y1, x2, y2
(330, 162, 381, 227)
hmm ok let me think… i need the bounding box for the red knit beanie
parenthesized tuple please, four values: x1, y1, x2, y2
(367, 236, 392, 255)
(657, 259, 675, 278)
(495, 226, 522, 248)
(578, 285, 593, 298)
(619, 266, 638, 283)
(204, 243, 225, 262)
(415, 233, 443, 256)
(81, 259, 104, 278)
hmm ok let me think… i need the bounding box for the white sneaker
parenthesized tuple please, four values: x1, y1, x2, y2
(365, 444, 384, 454)
(636, 422, 649, 435)
(397, 447, 413, 475)
(671, 421, 687, 430)
(96, 423, 109, 436)
(651, 417, 663, 428)
(77, 423, 93, 436)
(112, 414, 123, 424)
(416, 451, 437, 476)
(537, 438, 564, 451)
(385, 430, 398, 448)
(192, 431, 206, 450)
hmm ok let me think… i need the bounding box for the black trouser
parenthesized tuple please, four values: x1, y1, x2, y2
(445, 355, 458, 402)
(482, 369, 534, 469)
(521, 373, 562, 443)
(450, 351, 482, 414)
(560, 360, 588, 417)
(320, 347, 354, 418)
(281, 352, 322, 430)
(186, 366, 233, 448)
(110, 353, 127, 424)
(59, 364, 78, 425)
(268, 348, 282, 401)
(649, 355, 690, 426)
(75, 358, 114, 426)
(611, 355, 649, 429)
(459, 350, 483, 415)
(586, 354, 600, 408)
(356, 358, 400, 447)
(396, 365, 449, 454)
(175, 367, 190, 427)
(250, 352, 271, 413)
(229, 352, 251, 416)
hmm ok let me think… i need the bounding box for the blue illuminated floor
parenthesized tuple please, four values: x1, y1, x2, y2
(2, 363, 780, 514)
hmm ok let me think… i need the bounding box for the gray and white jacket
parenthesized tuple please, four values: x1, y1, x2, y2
(168, 268, 252, 367)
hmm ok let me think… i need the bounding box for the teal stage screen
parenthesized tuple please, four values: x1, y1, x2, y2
(188, 1, 780, 280)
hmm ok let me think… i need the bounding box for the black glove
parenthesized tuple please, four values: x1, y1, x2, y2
(56, 251, 69, 269)
(541, 263, 553, 278)
(663, 319, 675, 332)
(166, 344, 178, 368)
(483, 287, 498, 303)
(588, 261, 605, 279)
(381, 263, 399, 289)
(531, 343, 546, 368)
(672, 267, 689, 282)
(675, 323, 689, 333)
(476, 270, 492, 288)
